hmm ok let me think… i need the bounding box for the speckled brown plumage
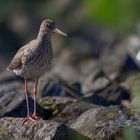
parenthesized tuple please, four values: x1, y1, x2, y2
(7, 19, 67, 124)
(7, 19, 55, 79)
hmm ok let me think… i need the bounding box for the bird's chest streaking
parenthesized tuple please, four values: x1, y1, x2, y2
(21, 41, 53, 79)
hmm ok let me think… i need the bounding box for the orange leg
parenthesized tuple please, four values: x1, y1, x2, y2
(31, 78, 40, 120)
(22, 80, 34, 125)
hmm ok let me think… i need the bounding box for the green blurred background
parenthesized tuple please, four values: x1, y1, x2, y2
(0, 0, 140, 32)
(0, 0, 140, 70)
(0, 1, 140, 57)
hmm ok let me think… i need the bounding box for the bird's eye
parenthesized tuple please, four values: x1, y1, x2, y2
(46, 24, 53, 29)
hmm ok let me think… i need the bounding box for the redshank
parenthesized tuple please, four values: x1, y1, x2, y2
(7, 19, 67, 124)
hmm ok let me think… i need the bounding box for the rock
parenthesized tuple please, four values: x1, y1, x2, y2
(38, 77, 82, 98)
(39, 96, 76, 109)
(82, 68, 118, 92)
(0, 117, 90, 140)
(0, 82, 50, 119)
(4, 97, 50, 120)
(46, 64, 80, 83)
(38, 96, 93, 124)
(99, 42, 127, 74)
(71, 106, 140, 140)
(57, 101, 94, 124)
(126, 73, 140, 107)
(83, 81, 131, 106)
(98, 34, 140, 76)
(0, 82, 23, 117)
(38, 96, 76, 117)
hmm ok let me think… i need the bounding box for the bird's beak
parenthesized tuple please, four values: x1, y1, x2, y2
(52, 28, 67, 36)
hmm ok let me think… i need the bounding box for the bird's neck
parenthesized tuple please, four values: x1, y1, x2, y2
(37, 30, 51, 43)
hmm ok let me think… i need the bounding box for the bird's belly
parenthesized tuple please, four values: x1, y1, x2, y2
(22, 66, 49, 79)
(22, 56, 52, 79)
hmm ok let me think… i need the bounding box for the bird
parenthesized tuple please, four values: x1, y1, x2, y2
(7, 19, 67, 124)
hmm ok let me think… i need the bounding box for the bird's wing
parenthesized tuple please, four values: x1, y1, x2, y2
(7, 46, 26, 70)
(21, 41, 40, 69)
(7, 40, 35, 70)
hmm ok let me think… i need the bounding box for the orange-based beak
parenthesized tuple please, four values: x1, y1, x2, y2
(52, 28, 67, 36)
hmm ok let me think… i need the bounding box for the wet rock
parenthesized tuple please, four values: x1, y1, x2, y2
(71, 106, 140, 140)
(0, 117, 90, 140)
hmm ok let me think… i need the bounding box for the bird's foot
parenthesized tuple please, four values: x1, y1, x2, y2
(31, 113, 41, 121)
(22, 115, 35, 125)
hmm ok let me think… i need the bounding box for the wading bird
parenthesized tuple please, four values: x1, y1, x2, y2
(7, 19, 67, 124)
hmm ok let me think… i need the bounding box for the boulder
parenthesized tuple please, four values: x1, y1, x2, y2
(0, 117, 90, 140)
(71, 106, 140, 139)
(0, 82, 50, 119)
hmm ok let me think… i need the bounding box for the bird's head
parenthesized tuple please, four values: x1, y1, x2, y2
(40, 19, 67, 36)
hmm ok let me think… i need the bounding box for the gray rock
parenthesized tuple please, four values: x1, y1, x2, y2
(0, 117, 90, 140)
(57, 101, 94, 124)
(82, 68, 118, 92)
(71, 106, 140, 140)
(83, 82, 131, 106)
(0, 82, 23, 117)
(0, 82, 49, 119)
(38, 77, 82, 98)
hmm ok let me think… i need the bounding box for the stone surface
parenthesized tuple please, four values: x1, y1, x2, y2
(38, 96, 76, 118)
(126, 73, 140, 107)
(39, 96, 76, 110)
(38, 96, 94, 124)
(57, 101, 94, 124)
(71, 106, 140, 140)
(83, 81, 131, 106)
(0, 82, 50, 119)
(0, 117, 90, 140)
(38, 77, 82, 98)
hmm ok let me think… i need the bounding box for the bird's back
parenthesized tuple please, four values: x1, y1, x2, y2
(7, 39, 53, 79)
(7, 40, 36, 70)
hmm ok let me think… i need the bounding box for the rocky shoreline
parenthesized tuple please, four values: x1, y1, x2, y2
(1, 22, 140, 140)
